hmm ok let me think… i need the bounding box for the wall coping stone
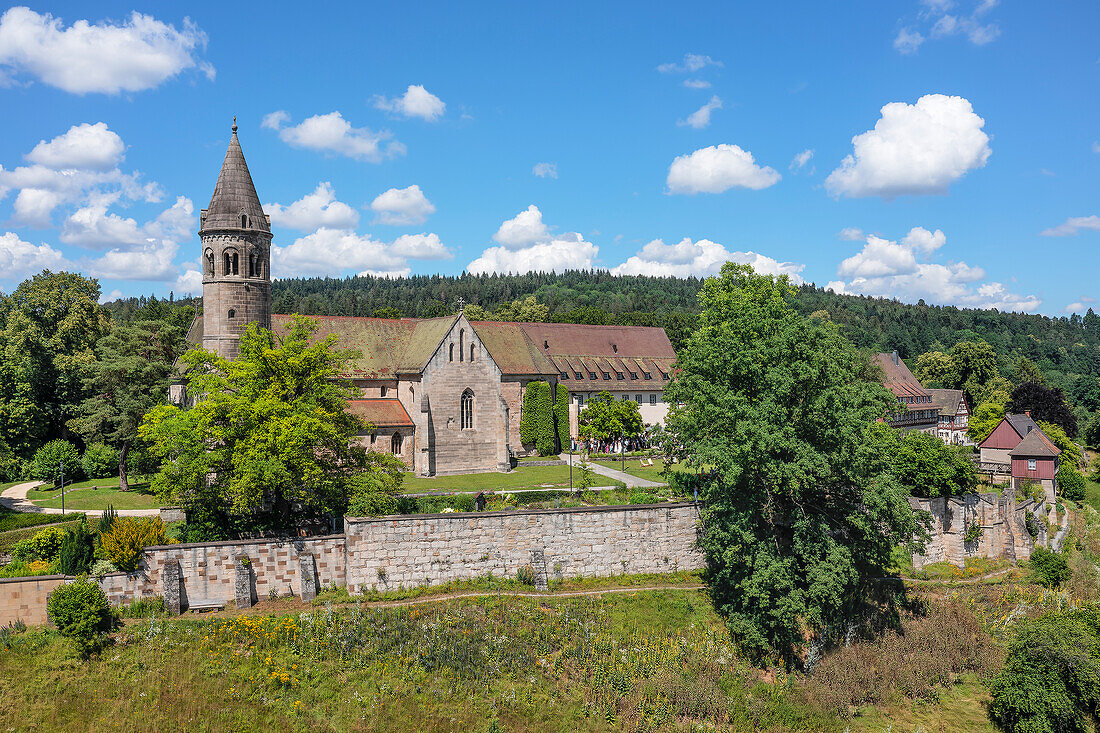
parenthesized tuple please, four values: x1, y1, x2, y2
(346, 501, 701, 524)
(0, 574, 69, 584)
(143, 533, 346, 553)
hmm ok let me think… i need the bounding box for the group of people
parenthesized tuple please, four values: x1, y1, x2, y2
(569, 437, 650, 455)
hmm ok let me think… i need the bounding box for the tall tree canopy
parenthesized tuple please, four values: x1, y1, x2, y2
(578, 390, 644, 446)
(139, 316, 374, 530)
(1009, 381, 1078, 438)
(665, 264, 927, 667)
(0, 271, 108, 455)
(69, 318, 188, 490)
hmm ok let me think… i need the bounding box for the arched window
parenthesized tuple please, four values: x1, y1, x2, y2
(459, 329, 464, 362)
(204, 249, 214, 277)
(231, 252, 239, 275)
(469, 343, 475, 362)
(391, 432, 402, 455)
(241, 213, 249, 228)
(223, 252, 231, 275)
(228, 308, 236, 319)
(449, 343, 454, 362)
(248, 252, 256, 277)
(460, 389, 474, 429)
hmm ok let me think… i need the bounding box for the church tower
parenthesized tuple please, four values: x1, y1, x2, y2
(200, 119, 272, 360)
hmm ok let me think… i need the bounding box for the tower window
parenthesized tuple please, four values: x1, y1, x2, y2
(461, 389, 474, 429)
(223, 252, 230, 275)
(228, 309, 236, 319)
(204, 249, 214, 277)
(449, 343, 454, 362)
(241, 214, 249, 228)
(232, 252, 239, 275)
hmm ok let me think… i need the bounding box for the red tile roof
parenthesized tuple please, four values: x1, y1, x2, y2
(873, 352, 931, 400)
(345, 399, 414, 428)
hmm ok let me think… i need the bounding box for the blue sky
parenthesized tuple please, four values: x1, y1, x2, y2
(0, 1, 1096, 314)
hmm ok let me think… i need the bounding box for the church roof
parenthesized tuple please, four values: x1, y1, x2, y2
(346, 399, 414, 428)
(201, 121, 270, 233)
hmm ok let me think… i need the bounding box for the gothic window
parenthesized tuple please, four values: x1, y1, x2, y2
(460, 389, 474, 429)
(249, 251, 257, 277)
(469, 344, 475, 362)
(459, 329, 465, 362)
(204, 249, 214, 277)
(449, 343, 454, 362)
(391, 432, 402, 455)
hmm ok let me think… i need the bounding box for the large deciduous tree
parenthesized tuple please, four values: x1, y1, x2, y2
(664, 264, 927, 667)
(0, 271, 108, 455)
(139, 315, 373, 530)
(1009, 381, 1078, 438)
(69, 319, 186, 491)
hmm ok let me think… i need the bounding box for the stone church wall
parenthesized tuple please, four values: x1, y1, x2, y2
(909, 492, 1048, 570)
(422, 317, 510, 474)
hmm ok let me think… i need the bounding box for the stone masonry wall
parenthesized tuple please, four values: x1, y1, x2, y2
(910, 492, 1046, 570)
(344, 503, 704, 592)
(0, 575, 69, 627)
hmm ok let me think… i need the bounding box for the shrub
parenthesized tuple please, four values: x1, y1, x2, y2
(30, 439, 83, 483)
(99, 517, 167, 572)
(46, 578, 116, 657)
(1059, 464, 1086, 502)
(1024, 512, 1040, 538)
(519, 382, 540, 446)
(1029, 547, 1072, 588)
(97, 504, 117, 536)
(516, 564, 535, 586)
(90, 559, 118, 576)
(554, 384, 570, 452)
(0, 559, 58, 578)
(11, 525, 67, 562)
(988, 607, 1100, 733)
(80, 443, 119, 480)
(576, 457, 594, 492)
(804, 600, 1003, 715)
(963, 520, 983, 544)
(629, 491, 660, 504)
(57, 517, 95, 576)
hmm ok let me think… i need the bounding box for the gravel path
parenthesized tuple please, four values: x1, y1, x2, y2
(0, 481, 162, 517)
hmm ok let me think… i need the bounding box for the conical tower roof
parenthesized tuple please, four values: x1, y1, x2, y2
(201, 119, 270, 233)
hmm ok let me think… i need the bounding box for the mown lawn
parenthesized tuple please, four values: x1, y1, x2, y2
(0, 584, 1011, 733)
(590, 458, 693, 484)
(401, 464, 583, 493)
(27, 480, 160, 511)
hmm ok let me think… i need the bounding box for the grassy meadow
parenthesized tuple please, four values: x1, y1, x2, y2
(27, 480, 160, 511)
(0, 575, 1052, 733)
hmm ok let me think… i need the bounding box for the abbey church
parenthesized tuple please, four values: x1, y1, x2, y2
(182, 124, 676, 476)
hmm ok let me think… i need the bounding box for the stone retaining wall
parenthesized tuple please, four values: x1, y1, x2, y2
(910, 492, 1048, 570)
(0, 575, 69, 627)
(345, 503, 704, 591)
(1, 504, 703, 623)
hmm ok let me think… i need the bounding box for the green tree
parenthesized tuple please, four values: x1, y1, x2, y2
(1037, 421, 1082, 468)
(988, 607, 1100, 733)
(69, 319, 185, 491)
(532, 382, 557, 456)
(57, 516, 95, 576)
(914, 350, 955, 388)
(30, 439, 82, 484)
(554, 384, 570, 452)
(950, 340, 998, 405)
(884, 430, 977, 498)
(372, 306, 403, 319)
(494, 296, 549, 323)
(519, 383, 540, 446)
(1085, 413, 1100, 449)
(1013, 356, 1045, 386)
(80, 443, 119, 480)
(139, 315, 374, 531)
(1011, 382, 1078, 437)
(0, 271, 108, 456)
(578, 391, 644, 447)
(347, 451, 406, 516)
(969, 390, 1010, 442)
(664, 264, 927, 666)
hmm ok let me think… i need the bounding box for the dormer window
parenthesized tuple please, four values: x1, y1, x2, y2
(616, 372, 624, 380)
(560, 372, 568, 380)
(643, 372, 651, 380)
(629, 372, 637, 379)
(601, 372, 610, 380)
(575, 371, 583, 380)
(589, 371, 597, 380)
(612, 344, 618, 353)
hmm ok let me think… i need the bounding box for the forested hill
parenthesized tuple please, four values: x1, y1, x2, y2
(105, 269, 1100, 393)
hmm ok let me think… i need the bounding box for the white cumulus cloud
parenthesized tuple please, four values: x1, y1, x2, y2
(827, 226, 1039, 312)
(0, 231, 68, 280)
(266, 182, 359, 231)
(26, 122, 124, 170)
(469, 206, 597, 274)
(272, 228, 410, 278)
(264, 111, 405, 163)
(666, 144, 781, 194)
(369, 185, 435, 226)
(612, 237, 804, 282)
(532, 162, 558, 179)
(1040, 215, 1100, 237)
(371, 84, 446, 122)
(894, 28, 925, 54)
(678, 95, 722, 129)
(390, 233, 451, 260)
(682, 79, 711, 89)
(0, 6, 213, 94)
(838, 227, 865, 241)
(825, 94, 991, 198)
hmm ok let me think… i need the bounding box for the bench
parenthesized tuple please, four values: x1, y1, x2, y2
(187, 598, 226, 613)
